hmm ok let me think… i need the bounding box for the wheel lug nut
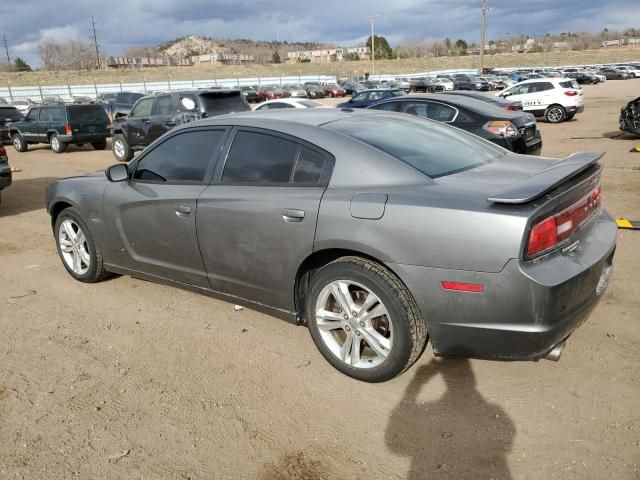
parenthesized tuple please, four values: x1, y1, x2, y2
(359, 321, 365, 327)
(351, 311, 357, 317)
(343, 314, 349, 320)
(345, 325, 351, 332)
(355, 330, 361, 336)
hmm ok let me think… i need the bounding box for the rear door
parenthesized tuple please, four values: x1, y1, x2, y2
(67, 105, 110, 141)
(196, 128, 333, 311)
(103, 128, 228, 286)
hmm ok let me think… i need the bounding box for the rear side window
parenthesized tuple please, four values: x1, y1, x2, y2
(134, 130, 225, 183)
(67, 106, 109, 124)
(294, 147, 325, 184)
(199, 92, 249, 116)
(326, 115, 501, 178)
(50, 107, 66, 123)
(222, 131, 299, 184)
(529, 82, 554, 93)
(370, 101, 402, 112)
(401, 101, 457, 122)
(38, 108, 48, 122)
(153, 95, 172, 115)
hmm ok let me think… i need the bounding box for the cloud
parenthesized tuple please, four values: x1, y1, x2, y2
(1, 0, 639, 67)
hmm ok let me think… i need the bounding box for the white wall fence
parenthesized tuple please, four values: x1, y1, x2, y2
(0, 75, 338, 103)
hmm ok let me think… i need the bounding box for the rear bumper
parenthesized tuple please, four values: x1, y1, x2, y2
(0, 159, 12, 190)
(388, 210, 617, 360)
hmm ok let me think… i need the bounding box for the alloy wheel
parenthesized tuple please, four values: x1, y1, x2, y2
(51, 136, 60, 151)
(314, 280, 393, 369)
(114, 139, 125, 159)
(58, 219, 91, 275)
(547, 107, 564, 123)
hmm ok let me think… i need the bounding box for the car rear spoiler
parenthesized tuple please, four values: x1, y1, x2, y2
(488, 152, 604, 204)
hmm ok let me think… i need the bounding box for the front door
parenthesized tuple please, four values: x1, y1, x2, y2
(102, 128, 228, 287)
(19, 108, 39, 141)
(126, 97, 155, 147)
(196, 128, 332, 311)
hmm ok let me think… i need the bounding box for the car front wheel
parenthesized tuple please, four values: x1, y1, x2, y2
(55, 207, 110, 283)
(545, 105, 566, 123)
(306, 256, 428, 382)
(112, 133, 133, 162)
(12, 133, 27, 152)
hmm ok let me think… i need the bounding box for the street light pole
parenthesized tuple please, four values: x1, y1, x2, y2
(368, 15, 379, 78)
(479, 0, 489, 74)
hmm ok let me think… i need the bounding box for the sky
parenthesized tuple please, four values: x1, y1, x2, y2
(1, 0, 639, 67)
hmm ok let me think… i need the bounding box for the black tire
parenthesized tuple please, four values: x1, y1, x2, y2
(306, 256, 428, 382)
(112, 133, 133, 162)
(50, 134, 67, 154)
(545, 104, 566, 124)
(54, 207, 111, 283)
(12, 132, 27, 152)
(565, 113, 576, 121)
(91, 139, 107, 150)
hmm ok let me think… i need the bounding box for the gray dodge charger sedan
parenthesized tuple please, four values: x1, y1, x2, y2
(46, 109, 616, 382)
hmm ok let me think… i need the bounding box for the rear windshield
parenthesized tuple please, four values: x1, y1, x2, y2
(199, 92, 249, 116)
(67, 105, 109, 123)
(0, 107, 23, 121)
(325, 114, 503, 178)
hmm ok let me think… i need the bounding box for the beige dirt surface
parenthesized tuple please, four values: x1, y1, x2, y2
(1, 80, 639, 480)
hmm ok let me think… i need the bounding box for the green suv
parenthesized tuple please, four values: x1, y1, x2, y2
(10, 103, 111, 154)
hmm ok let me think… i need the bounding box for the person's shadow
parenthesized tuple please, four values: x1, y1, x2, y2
(386, 359, 515, 480)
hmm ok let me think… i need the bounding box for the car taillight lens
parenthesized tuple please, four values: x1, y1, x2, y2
(483, 120, 518, 138)
(564, 91, 578, 96)
(503, 106, 517, 111)
(527, 184, 602, 257)
(65, 123, 72, 135)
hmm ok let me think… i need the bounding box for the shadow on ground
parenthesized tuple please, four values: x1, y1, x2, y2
(0, 177, 57, 217)
(386, 359, 515, 480)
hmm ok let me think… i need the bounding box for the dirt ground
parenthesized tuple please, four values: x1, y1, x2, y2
(1, 81, 639, 480)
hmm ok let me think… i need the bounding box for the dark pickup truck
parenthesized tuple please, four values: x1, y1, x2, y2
(111, 89, 250, 162)
(97, 92, 146, 121)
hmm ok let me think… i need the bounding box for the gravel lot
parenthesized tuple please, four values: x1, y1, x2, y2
(1, 80, 639, 480)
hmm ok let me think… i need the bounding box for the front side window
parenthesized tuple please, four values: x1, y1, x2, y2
(131, 98, 154, 117)
(222, 131, 299, 184)
(352, 93, 367, 102)
(133, 130, 225, 183)
(38, 108, 49, 122)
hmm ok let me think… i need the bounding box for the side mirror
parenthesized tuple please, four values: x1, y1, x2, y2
(106, 163, 129, 182)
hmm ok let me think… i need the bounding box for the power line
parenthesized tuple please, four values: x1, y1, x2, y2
(2, 35, 10, 65)
(90, 16, 101, 69)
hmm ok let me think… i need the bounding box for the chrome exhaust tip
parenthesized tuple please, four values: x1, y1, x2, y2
(544, 342, 566, 362)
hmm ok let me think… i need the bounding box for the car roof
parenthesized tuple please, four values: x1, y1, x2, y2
(514, 77, 567, 84)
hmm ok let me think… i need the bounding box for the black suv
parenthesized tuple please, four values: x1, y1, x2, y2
(97, 91, 146, 121)
(111, 89, 249, 162)
(10, 104, 111, 154)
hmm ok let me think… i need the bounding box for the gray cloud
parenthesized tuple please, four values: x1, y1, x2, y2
(1, 0, 639, 66)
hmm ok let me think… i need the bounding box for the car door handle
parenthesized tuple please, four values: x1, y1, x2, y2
(175, 205, 191, 217)
(281, 209, 305, 223)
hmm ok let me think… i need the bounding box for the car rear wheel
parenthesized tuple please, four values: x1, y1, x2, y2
(55, 207, 111, 283)
(545, 105, 566, 124)
(306, 256, 428, 382)
(92, 139, 107, 150)
(112, 133, 133, 162)
(12, 133, 27, 152)
(50, 134, 67, 154)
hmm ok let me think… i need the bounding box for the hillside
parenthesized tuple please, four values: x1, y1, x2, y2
(1, 48, 639, 87)
(156, 35, 331, 63)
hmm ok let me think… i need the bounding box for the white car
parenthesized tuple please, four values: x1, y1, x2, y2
(432, 78, 454, 91)
(10, 99, 35, 115)
(497, 77, 584, 123)
(254, 98, 327, 111)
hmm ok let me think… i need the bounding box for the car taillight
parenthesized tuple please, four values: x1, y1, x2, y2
(65, 123, 72, 135)
(503, 106, 517, 111)
(564, 91, 578, 96)
(527, 184, 602, 257)
(0, 144, 6, 157)
(483, 120, 518, 138)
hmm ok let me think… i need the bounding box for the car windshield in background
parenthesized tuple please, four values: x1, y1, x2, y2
(325, 115, 501, 178)
(67, 105, 109, 123)
(200, 92, 247, 115)
(559, 80, 580, 89)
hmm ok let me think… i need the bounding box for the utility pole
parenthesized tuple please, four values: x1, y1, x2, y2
(2, 35, 10, 65)
(367, 15, 379, 78)
(90, 16, 101, 69)
(479, 0, 488, 74)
